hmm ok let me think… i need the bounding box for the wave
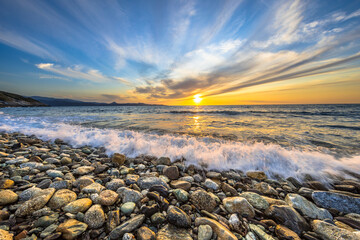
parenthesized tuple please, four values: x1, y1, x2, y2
(1, 115, 360, 183)
(316, 125, 360, 131)
(168, 110, 359, 117)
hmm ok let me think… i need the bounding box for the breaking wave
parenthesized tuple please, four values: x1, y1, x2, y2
(1, 114, 360, 182)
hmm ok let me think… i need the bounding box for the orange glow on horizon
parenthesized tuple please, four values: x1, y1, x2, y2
(193, 94, 202, 104)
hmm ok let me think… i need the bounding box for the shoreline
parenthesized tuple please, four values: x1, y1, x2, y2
(0, 132, 360, 239)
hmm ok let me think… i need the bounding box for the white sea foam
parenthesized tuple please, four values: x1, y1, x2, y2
(1, 115, 359, 182)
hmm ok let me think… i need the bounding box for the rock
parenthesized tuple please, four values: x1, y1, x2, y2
(74, 166, 95, 175)
(15, 188, 55, 217)
(305, 181, 328, 191)
(262, 196, 286, 206)
(63, 198, 92, 213)
(151, 212, 166, 224)
(125, 174, 140, 185)
(117, 187, 142, 203)
(112, 153, 126, 165)
(121, 202, 136, 215)
(106, 179, 125, 191)
(285, 193, 332, 220)
(0, 210, 9, 221)
(312, 220, 360, 240)
(46, 170, 64, 178)
(275, 225, 301, 240)
(204, 179, 219, 191)
(223, 197, 255, 218)
(190, 189, 218, 212)
(312, 191, 360, 214)
(156, 157, 171, 165)
(107, 210, 120, 232)
(240, 192, 269, 210)
(84, 204, 105, 229)
(37, 179, 52, 189)
(97, 189, 118, 205)
(265, 205, 309, 235)
(298, 187, 314, 199)
(0, 190, 18, 205)
(137, 226, 155, 240)
(123, 233, 136, 240)
(221, 182, 238, 196)
(48, 189, 77, 209)
(81, 182, 105, 194)
(34, 213, 59, 227)
(156, 224, 192, 240)
(73, 176, 94, 189)
(19, 187, 43, 201)
(57, 219, 88, 240)
(173, 189, 189, 202)
(246, 171, 267, 180)
(109, 214, 145, 239)
(195, 217, 237, 240)
(0, 179, 14, 189)
(149, 185, 169, 197)
(163, 166, 179, 180)
(50, 180, 71, 190)
(249, 224, 276, 240)
(198, 224, 213, 240)
(137, 177, 169, 190)
(170, 180, 191, 191)
(254, 182, 278, 195)
(61, 157, 72, 164)
(40, 224, 58, 238)
(167, 206, 191, 228)
(0, 229, 13, 240)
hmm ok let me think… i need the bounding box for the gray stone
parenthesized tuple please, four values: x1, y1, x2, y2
(117, 187, 142, 203)
(167, 206, 191, 228)
(173, 189, 189, 203)
(240, 192, 269, 210)
(312, 191, 360, 214)
(190, 189, 217, 212)
(84, 204, 105, 229)
(204, 179, 219, 191)
(46, 170, 64, 178)
(121, 202, 136, 215)
(195, 217, 237, 240)
(198, 224, 212, 240)
(156, 224, 192, 240)
(106, 179, 125, 191)
(137, 177, 169, 190)
(312, 220, 360, 240)
(285, 193, 332, 220)
(109, 214, 145, 239)
(223, 197, 255, 218)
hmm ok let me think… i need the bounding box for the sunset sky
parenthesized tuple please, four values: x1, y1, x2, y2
(0, 0, 360, 105)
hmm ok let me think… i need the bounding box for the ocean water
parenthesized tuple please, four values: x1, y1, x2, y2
(1, 104, 360, 182)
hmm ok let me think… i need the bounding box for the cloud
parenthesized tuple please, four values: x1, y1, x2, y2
(35, 63, 130, 84)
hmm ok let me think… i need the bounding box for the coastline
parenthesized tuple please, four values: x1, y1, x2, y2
(0, 131, 360, 239)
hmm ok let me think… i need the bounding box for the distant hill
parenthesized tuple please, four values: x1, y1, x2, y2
(32, 96, 164, 107)
(0, 91, 47, 107)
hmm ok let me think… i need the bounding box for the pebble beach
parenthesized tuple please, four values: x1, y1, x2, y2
(1, 132, 360, 240)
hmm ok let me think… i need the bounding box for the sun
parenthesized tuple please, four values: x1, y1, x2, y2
(193, 94, 202, 104)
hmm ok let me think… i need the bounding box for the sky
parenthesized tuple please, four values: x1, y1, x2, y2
(0, 0, 360, 105)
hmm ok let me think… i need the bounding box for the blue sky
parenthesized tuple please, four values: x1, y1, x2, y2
(0, 0, 360, 104)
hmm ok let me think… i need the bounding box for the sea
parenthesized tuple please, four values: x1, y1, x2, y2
(1, 104, 360, 182)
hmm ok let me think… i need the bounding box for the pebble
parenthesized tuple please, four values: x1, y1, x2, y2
(63, 198, 92, 213)
(0, 190, 18, 205)
(84, 204, 105, 229)
(190, 189, 218, 212)
(167, 206, 191, 228)
(198, 224, 213, 240)
(48, 189, 77, 209)
(121, 202, 136, 215)
(223, 197, 255, 218)
(57, 219, 88, 240)
(109, 214, 145, 239)
(96, 189, 118, 205)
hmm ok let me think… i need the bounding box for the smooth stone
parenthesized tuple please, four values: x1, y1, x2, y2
(285, 193, 332, 220)
(117, 187, 142, 203)
(0, 179, 14, 189)
(121, 202, 136, 215)
(312, 220, 360, 240)
(19, 187, 43, 201)
(173, 189, 189, 203)
(167, 206, 191, 228)
(262, 196, 286, 206)
(107, 210, 120, 232)
(74, 166, 95, 175)
(137, 226, 156, 240)
(49, 180, 71, 190)
(249, 224, 275, 240)
(275, 225, 301, 240)
(0, 190, 18, 205)
(37, 179, 52, 189)
(15, 188, 55, 217)
(163, 166, 179, 180)
(222, 197, 255, 218)
(46, 170, 64, 178)
(48, 189, 77, 209)
(170, 180, 191, 191)
(106, 179, 125, 191)
(240, 192, 269, 210)
(34, 213, 59, 227)
(109, 214, 145, 239)
(298, 187, 314, 199)
(204, 179, 219, 191)
(63, 198, 92, 213)
(156, 224, 192, 240)
(198, 224, 213, 240)
(123, 233, 136, 240)
(112, 153, 126, 165)
(190, 189, 217, 212)
(195, 217, 237, 240)
(97, 189, 118, 206)
(137, 177, 169, 190)
(61, 157, 72, 164)
(151, 212, 166, 224)
(84, 204, 105, 229)
(40, 224, 58, 238)
(57, 219, 88, 240)
(81, 182, 105, 194)
(265, 205, 309, 235)
(0, 229, 13, 240)
(73, 176, 94, 189)
(125, 174, 140, 185)
(221, 182, 238, 196)
(246, 171, 267, 180)
(254, 182, 278, 195)
(156, 157, 171, 165)
(312, 191, 360, 214)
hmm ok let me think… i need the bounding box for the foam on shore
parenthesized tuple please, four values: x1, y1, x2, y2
(1, 114, 360, 182)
